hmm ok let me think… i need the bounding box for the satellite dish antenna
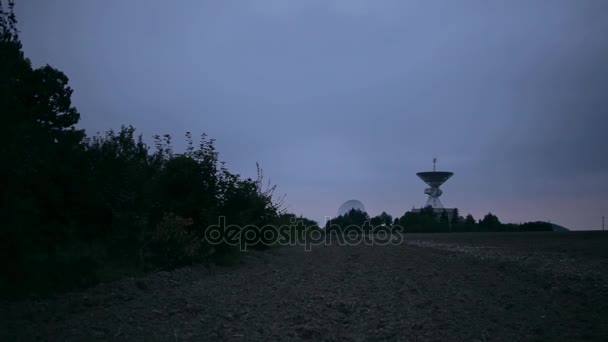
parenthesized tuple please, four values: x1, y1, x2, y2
(416, 158, 453, 209)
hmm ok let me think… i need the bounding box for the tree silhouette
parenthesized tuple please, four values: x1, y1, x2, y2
(370, 211, 393, 227)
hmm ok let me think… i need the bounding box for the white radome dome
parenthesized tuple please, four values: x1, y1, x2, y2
(338, 200, 366, 217)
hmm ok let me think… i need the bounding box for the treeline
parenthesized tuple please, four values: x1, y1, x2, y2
(0, 2, 312, 294)
(326, 207, 553, 233)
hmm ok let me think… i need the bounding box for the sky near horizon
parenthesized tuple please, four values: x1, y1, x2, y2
(16, 0, 608, 230)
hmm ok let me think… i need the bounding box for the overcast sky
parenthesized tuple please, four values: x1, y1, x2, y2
(16, 0, 608, 230)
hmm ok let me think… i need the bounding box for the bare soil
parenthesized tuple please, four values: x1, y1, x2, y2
(2, 231, 608, 341)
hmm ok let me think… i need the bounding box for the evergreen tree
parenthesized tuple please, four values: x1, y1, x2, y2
(480, 213, 501, 231)
(464, 214, 477, 231)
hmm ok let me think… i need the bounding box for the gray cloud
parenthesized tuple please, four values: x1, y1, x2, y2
(16, 0, 608, 229)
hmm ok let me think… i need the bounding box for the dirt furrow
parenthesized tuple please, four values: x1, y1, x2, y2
(3, 238, 607, 341)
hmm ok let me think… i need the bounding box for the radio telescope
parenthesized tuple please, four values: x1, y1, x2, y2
(416, 158, 453, 209)
(338, 200, 366, 217)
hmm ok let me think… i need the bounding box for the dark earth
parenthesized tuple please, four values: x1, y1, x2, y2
(2, 231, 608, 341)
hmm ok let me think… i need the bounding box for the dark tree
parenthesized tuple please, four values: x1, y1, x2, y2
(1, 0, 87, 289)
(464, 214, 476, 231)
(325, 209, 370, 233)
(370, 211, 393, 227)
(479, 213, 501, 232)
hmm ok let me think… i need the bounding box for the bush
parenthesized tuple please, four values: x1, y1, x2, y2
(0, 2, 315, 295)
(144, 213, 204, 269)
